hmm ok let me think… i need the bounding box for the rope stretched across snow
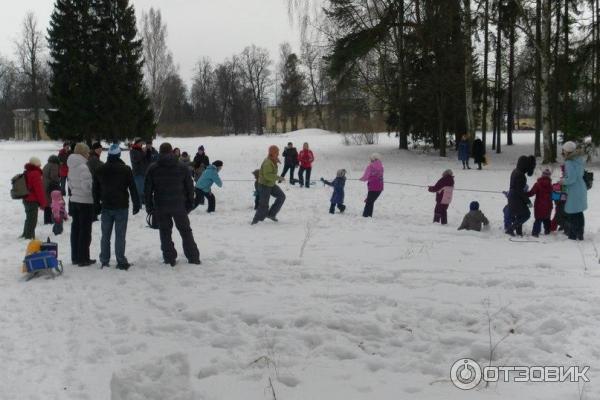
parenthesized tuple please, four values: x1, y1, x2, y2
(221, 178, 504, 195)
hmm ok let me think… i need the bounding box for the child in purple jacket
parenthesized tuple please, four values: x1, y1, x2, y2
(360, 154, 384, 217)
(321, 169, 347, 214)
(428, 169, 455, 224)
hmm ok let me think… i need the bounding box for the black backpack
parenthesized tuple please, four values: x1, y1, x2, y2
(10, 173, 29, 199)
(583, 171, 593, 190)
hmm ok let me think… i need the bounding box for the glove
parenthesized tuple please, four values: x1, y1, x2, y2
(132, 206, 140, 215)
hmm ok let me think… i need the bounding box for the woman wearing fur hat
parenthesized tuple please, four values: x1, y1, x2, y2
(428, 169, 454, 225)
(360, 153, 384, 217)
(252, 146, 286, 225)
(21, 157, 47, 239)
(321, 169, 347, 214)
(561, 141, 588, 240)
(68, 143, 96, 266)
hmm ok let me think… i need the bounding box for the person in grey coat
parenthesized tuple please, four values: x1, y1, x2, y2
(42, 155, 61, 224)
(458, 201, 489, 231)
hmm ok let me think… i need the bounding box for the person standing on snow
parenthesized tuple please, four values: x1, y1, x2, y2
(145, 143, 201, 267)
(428, 169, 454, 225)
(130, 138, 148, 206)
(561, 141, 588, 240)
(68, 143, 96, 266)
(42, 154, 61, 225)
(507, 155, 536, 236)
(88, 142, 104, 177)
(21, 157, 47, 239)
(58, 142, 71, 195)
(527, 168, 553, 237)
(252, 146, 286, 224)
(321, 169, 347, 214)
(471, 138, 485, 170)
(194, 160, 223, 213)
(458, 134, 471, 170)
(281, 142, 299, 184)
(297, 142, 314, 188)
(360, 153, 384, 218)
(93, 144, 141, 270)
(193, 145, 210, 181)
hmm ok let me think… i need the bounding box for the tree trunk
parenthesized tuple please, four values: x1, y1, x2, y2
(552, 0, 561, 158)
(482, 0, 489, 151)
(507, 18, 515, 146)
(463, 0, 475, 141)
(494, 3, 502, 154)
(534, 0, 542, 157)
(541, 0, 554, 163)
(594, 0, 600, 141)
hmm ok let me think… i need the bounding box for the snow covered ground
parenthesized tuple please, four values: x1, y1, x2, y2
(0, 130, 599, 400)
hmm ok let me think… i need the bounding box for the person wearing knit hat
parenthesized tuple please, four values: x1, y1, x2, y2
(428, 169, 454, 225)
(93, 142, 140, 270)
(88, 142, 104, 176)
(527, 167, 554, 237)
(73, 142, 90, 157)
(320, 169, 347, 214)
(561, 140, 588, 240)
(194, 160, 224, 213)
(252, 146, 286, 225)
(20, 156, 48, 239)
(360, 153, 384, 217)
(458, 201, 489, 231)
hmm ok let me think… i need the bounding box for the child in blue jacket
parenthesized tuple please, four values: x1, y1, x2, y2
(195, 160, 223, 212)
(321, 169, 347, 214)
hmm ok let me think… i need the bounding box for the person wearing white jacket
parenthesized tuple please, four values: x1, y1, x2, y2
(68, 143, 96, 266)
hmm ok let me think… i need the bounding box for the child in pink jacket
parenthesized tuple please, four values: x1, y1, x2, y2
(428, 169, 455, 225)
(360, 153, 384, 217)
(51, 190, 68, 235)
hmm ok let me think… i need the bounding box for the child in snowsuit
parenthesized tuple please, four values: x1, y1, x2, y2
(428, 169, 454, 225)
(503, 184, 531, 234)
(458, 201, 489, 231)
(321, 169, 347, 214)
(195, 161, 223, 213)
(51, 189, 68, 235)
(252, 169, 260, 210)
(527, 168, 553, 237)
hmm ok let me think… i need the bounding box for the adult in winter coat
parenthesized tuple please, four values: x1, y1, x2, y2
(281, 142, 299, 184)
(360, 153, 384, 218)
(145, 143, 200, 266)
(428, 169, 454, 224)
(42, 155, 61, 224)
(321, 169, 347, 214)
(193, 145, 210, 181)
(93, 144, 141, 270)
(457, 135, 471, 169)
(458, 201, 489, 231)
(472, 138, 485, 170)
(252, 146, 286, 224)
(527, 168, 553, 237)
(21, 157, 47, 239)
(297, 142, 315, 188)
(130, 138, 148, 206)
(195, 161, 223, 213)
(561, 141, 588, 240)
(507, 155, 536, 236)
(68, 143, 96, 266)
(58, 142, 71, 195)
(87, 142, 104, 176)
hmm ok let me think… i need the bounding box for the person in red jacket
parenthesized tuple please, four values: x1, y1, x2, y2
(58, 142, 71, 195)
(21, 157, 48, 239)
(297, 142, 315, 188)
(527, 168, 554, 237)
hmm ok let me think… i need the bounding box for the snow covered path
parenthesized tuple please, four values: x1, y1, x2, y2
(0, 131, 599, 399)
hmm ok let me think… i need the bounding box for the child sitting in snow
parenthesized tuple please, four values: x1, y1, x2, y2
(458, 201, 489, 231)
(51, 189, 68, 235)
(320, 169, 347, 214)
(527, 168, 553, 237)
(428, 169, 454, 225)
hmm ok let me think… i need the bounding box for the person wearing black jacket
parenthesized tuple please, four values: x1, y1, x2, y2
(507, 155, 536, 236)
(471, 138, 485, 170)
(280, 142, 298, 184)
(193, 145, 210, 178)
(145, 142, 200, 266)
(93, 144, 140, 270)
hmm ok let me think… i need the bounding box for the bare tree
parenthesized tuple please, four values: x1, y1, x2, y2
(141, 7, 175, 124)
(15, 12, 44, 140)
(240, 45, 272, 135)
(301, 41, 328, 129)
(463, 0, 476, 141)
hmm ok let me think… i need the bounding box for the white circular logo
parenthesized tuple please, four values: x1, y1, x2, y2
(451, 358, 482, 390)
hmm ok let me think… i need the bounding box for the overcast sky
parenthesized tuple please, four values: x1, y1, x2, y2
(0, 0, 301, 85)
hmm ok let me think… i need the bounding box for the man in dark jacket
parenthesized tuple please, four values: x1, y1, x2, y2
(88, 142, 104, 176)
(130, 138, 148, 206)
(507, 155, 536, 236)
(280, 142, 299, 184)
(145, 142, 200, 266)
(93, 144, 140, 270)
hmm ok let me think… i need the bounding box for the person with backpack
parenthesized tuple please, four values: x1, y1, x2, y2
(281, 142, 299, 184)
(93, 144, 141, 270)
(42, 155, 61, 225)
(68, 143, 96, 267)
(21, 157, 47, 239)
(194, 161, 223, 213)
(360, 153, 385, 218)
(58, 142, 71, 195)
(297, 142, 314, 188)
(561, 141, 588, 240)
(145, 143, 201, 266)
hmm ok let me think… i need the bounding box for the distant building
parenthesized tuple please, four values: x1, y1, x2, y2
(13, 109, 51, 141)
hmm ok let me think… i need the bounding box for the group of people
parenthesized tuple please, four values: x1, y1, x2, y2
(18, 136, 590, 271)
